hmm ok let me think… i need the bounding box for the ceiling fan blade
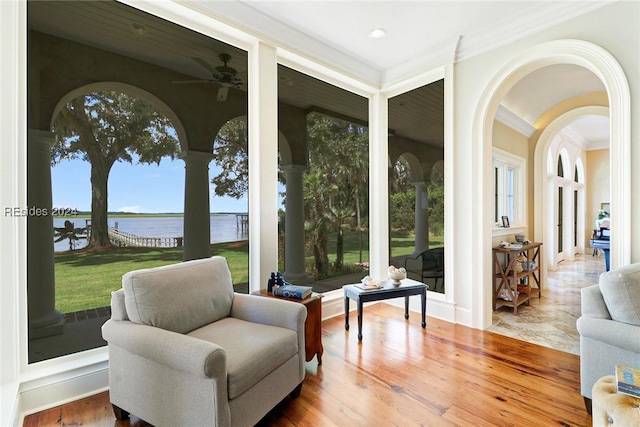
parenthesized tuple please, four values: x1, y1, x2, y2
(217, 86, 229, 102)
(191, 56, 216, 73)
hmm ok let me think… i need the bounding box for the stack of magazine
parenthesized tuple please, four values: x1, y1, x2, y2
(615, 364, 640, 398)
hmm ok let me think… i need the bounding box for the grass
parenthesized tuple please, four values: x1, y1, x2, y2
(54, 229, 442, 313)
(54, 241, 249, 313)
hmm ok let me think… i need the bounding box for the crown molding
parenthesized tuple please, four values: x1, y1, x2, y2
(456, 1, 614, 62)
(495, 104, 536, 137)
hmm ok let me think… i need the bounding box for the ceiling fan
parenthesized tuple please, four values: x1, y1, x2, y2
(173, 53, 242, 102)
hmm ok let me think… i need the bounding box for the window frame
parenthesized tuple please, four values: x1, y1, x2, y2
(492, 147, 526, 229)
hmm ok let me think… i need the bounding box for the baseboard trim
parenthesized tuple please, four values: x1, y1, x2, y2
(1, 382, 20, 427)
(20, 361, 109, 418)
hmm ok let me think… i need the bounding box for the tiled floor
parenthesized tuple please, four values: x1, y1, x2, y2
(488, 252, 604, 355)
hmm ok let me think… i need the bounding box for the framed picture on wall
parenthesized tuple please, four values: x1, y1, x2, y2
(501, 216, 510, 228)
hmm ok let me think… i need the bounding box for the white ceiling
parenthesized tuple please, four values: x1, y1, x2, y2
(188, 0, 612, 148)
(28, 0, 612, 149)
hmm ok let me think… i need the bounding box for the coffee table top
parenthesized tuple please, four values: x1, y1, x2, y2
(343, 278, 428, 295)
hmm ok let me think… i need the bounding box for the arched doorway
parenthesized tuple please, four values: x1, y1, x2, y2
(473, 39, 631, 329)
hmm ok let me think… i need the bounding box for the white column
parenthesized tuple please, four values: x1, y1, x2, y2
(412, 181, 429, 256)
(368, 91, 389, 279)
(248, 42, 278, 292)
(181, 150, 213, 261)
(27, 130, 63, 339)
(282, 164, 312, 283)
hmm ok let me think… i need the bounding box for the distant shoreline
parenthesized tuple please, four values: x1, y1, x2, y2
(54, 212, 248, 219)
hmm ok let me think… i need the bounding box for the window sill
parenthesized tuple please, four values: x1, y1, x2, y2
(492, 225, 526, 238)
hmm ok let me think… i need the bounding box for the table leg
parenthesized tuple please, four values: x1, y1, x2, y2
(357, 300, 363, 342)
(421, 290, 427, 328)
(344, 296, 350, 331)
(404, 296, 410, 320)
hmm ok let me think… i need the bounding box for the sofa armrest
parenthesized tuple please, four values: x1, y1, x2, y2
(581, 285, 611, 319)
(231, 293, 306, 332)
(102, 319, 226, 379)
(576, 316, 640, 354)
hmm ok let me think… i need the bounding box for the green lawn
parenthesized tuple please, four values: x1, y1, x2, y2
(55, 230, 442, 313)
(54, 241, 249, 313)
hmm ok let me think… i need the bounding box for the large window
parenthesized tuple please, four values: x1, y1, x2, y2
(493, 148, 525, 227)
(277, 65, 369, 293)
(388, 80, 445, 293)
(28, 0, 248, 362)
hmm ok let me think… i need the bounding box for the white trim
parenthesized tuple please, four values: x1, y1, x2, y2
(119, 0, 258, 52)
(248, 42, 279, 292)
(474, 39, 631, 330)
(277, 48, 377, 98)
(492, 147, 526, 228)
(534, 106, 609, 271)
(495, 104, 536, 137)
(368, 91, 389, 280)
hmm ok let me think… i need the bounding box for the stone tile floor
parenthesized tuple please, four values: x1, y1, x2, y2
(488, 252, 604, 355)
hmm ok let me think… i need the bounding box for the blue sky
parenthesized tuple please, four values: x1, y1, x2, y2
(51, 157, 248, 214)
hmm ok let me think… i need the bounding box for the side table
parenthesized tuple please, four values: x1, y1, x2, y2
(251, 290, 324, 364)
(343, 279, 427, 342)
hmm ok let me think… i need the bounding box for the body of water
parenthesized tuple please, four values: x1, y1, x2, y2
(53, 214, 248, 252)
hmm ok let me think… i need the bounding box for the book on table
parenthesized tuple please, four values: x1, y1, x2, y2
(615, 364, 640, 398)
(273, 284, 312, 299)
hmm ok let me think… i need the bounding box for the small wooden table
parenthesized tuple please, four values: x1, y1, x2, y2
(492, 242, 542, 315)
(251, 290, 324, 364)
(343, 279, 428, 342)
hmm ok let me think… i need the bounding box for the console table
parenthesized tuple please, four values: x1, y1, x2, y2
(252, 290, 324, 364)
(343, 279, 428, 342)
(492, 242, 542, 315)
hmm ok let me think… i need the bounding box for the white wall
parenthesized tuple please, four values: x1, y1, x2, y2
(452, 0, 638, 328)
(1, 1, 23, 425)
(1, 0, 639, 423)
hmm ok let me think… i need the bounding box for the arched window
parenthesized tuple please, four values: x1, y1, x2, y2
(557, 155, 564, 177)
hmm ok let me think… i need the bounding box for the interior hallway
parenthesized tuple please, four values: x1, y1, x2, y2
(488, 252, 605, 355)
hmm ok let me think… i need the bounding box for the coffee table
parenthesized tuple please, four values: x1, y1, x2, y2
(343, 279, 428, 342)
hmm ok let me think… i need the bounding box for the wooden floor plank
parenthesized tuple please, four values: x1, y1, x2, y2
(23, 303, 591, 427)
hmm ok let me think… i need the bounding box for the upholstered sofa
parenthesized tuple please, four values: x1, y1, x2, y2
(101, 256, 307, 427)
(576, 263, 640, 413)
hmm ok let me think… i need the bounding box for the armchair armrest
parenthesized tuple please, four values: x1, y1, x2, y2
(576, 316, 640, 353)
(581, 285, 611, 319)
(102, 319, 226, 379)
(231, 293, 306, 332)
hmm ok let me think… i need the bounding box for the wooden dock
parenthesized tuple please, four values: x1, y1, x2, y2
(108, 228, 183, 248)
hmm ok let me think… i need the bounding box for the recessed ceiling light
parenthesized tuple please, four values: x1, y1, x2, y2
(368, 28, 386, 39)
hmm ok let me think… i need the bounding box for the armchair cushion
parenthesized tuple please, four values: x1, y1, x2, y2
(123, 256, 234, 334)
(599, 263, 640, 326)
(188, 317, 298, 399)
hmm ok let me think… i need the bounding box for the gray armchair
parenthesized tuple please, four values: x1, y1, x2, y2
(576, 263, 640, 413)
(101, 256, 307, 427)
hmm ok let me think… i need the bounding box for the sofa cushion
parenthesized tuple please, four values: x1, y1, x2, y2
(188, 317, 298, 399)
(123, 256, 234, 334)
(599, 263, 640, 326)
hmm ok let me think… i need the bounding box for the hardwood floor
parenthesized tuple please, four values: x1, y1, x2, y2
(23, 303, 591, 426)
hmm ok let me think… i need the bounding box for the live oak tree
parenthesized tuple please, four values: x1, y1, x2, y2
(52, 92, 179, 249)
(210, 113, 368, 277)
(211, 119, 248, 199)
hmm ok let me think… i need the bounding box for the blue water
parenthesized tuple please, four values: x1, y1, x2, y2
(53, 214, 248, 252)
